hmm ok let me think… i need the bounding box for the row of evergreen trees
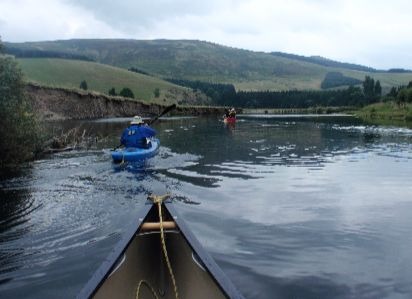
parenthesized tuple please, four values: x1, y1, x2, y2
(170, 76, 387, 108)
(362, 76, 382, 99)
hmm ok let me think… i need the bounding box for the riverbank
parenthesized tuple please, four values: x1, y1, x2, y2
(28, 84, 366, 120)
(25, 83, 229, 121)
(355, 102, 412, 126)
(242, 106, 356, 115)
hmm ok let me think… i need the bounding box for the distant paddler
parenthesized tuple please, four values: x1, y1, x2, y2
(223, 107, 236, 123)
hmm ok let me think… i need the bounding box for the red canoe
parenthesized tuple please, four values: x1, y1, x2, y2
(223, 117, 236, 124)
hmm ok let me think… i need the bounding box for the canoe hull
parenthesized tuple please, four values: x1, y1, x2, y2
(77, 202, 244, 299)
(111, 138, 160, 162)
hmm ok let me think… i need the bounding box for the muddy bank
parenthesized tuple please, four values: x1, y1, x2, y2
(26, 84, 228, 121)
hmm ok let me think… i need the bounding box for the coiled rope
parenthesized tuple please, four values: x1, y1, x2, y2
(136, 194, 179, 299)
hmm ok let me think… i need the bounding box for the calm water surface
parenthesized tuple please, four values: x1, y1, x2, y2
(1, 115, 412, 298)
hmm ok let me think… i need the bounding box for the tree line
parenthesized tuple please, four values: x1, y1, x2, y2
(169, 76, 387, 108)
(5, 46, 93, 61)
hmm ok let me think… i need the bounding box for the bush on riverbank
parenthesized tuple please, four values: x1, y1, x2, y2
(356, 102, 412, 122)
(0, 51, 44, 172)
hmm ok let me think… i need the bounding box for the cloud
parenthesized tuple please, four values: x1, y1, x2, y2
(1, 0, 412, 69)
(65, 0, 243, 32)
(0, 0, 125, 41)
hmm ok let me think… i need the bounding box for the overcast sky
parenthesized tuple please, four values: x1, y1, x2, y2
(1, 0, 411, 69)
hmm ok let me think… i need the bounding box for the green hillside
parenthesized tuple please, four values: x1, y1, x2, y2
(16, 58, 205, 104)
(6, 39, 412, 92)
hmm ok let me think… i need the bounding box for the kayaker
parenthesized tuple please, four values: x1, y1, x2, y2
(229, 107, 236, 117)
(120, 116, 156, 149)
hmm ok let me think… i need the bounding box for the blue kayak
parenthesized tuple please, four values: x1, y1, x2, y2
(111, 138, 160, 162)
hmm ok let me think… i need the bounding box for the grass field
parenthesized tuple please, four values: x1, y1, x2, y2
(234, 75, 325, 91)
(17, 58, 199, 104)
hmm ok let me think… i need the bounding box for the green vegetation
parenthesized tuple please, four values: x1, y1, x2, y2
(5, 45, 93, 61)
(119, 87, 134, 98)
(0, 47, 43, 172)
(5, 39, 412, 92)
(355, 81, 412, 125)
(321, 72, 362, 89)
(79, 80, 88, 90)
(356, 102, 412, 122)
(166, 78, 236, 105)
(171, 76, 409, 112)
(170, 77, 367, 108)
(362, 76, 381, 100)
(154, 88, 160, 98)
(243, 106, 353, 115)
(108, 87, 116, 96)
(233, 86, 365, 108)
(16, 58, 197, 104)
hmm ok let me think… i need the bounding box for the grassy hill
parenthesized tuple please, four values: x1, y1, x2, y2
(16, 58, 206, 105)
(6, 39, 412, 92)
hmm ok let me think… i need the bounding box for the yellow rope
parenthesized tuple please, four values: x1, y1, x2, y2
(156, 198, 180, 299)
(136, 280, 159, 299)
(136, 194, 179, 299)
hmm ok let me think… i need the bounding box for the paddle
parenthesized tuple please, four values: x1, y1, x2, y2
(147, 103, 176, 125)
(112, 104, 177, 151)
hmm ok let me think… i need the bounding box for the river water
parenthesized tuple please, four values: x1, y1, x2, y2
(1, 115, 412, 299)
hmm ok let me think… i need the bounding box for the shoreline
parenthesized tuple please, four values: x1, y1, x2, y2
(25, 83, 230, 121)
(26, 83, 411, 128)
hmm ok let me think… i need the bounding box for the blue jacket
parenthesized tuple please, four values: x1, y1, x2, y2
(120, 124, 157, 148)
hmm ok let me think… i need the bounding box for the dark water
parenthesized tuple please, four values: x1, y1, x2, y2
(1, 115, 412, 299)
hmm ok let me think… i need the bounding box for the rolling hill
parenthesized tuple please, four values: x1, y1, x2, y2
(6, 39, 412, 93)
(16, 58, 207, 105)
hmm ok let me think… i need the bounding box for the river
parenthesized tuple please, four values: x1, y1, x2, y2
(1, 115, 412, 298)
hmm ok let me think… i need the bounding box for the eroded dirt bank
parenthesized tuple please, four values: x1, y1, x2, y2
(26, 84, 227, 120)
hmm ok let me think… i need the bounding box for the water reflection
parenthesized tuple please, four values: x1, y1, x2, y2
(153, 116, 412, 188)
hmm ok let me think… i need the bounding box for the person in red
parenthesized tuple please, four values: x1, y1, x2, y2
(120, 116, 156, 149)
(229, 107, 236, 117)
